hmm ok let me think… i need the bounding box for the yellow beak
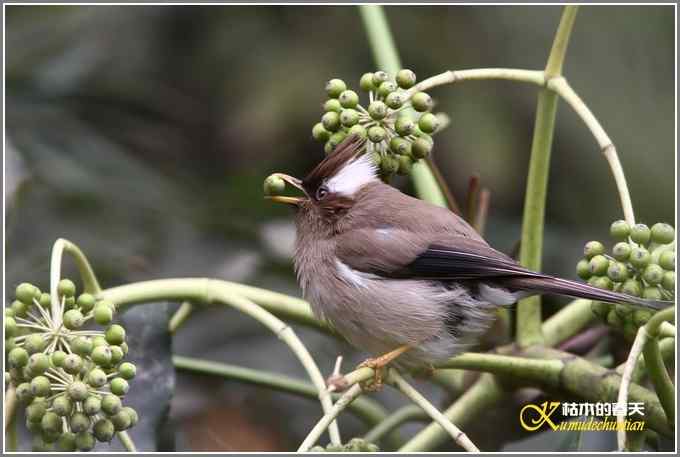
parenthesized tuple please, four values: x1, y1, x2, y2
(265, 173, 306, 206)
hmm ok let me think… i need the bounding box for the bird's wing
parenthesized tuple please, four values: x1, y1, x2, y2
(335, 227, 547, 280)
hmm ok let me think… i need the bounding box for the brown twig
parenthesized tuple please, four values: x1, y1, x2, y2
(473, 188, 491, 235)
(425, 155, 461, 215)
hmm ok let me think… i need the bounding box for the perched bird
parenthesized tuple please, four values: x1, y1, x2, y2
(267, 135, 670, 369)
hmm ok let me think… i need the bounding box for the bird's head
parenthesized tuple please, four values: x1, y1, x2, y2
(267, 135, 379, 236)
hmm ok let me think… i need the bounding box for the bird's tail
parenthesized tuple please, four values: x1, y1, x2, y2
(499, 276, 674, 310)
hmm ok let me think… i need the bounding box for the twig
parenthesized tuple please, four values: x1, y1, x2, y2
(297, 384, 363, 452)
(387, 370, 480, 452)
(425, 155, 462, 214)
(168, 301, 193, 334)
(466, 174, 480, 224)
(117, 430, 137, 452)
(616, 326, 649, 451)
(474, 188, 490, 235)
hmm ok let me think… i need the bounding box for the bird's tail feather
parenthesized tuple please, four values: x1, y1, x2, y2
(499, 276, 673, 310)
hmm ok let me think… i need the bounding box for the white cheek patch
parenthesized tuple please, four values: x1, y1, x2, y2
(325, 153, 378, 197)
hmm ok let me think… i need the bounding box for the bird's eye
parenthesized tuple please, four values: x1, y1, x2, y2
(316, 186, 329, 200)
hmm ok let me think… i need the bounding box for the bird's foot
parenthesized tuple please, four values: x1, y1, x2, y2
(357, 345, 410, 391)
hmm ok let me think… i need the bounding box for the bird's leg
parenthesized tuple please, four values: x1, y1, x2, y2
(357, 345, 410, 391)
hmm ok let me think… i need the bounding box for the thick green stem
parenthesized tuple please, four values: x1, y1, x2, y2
(172, 355, 387, 428)
(516, 6, 579, 347)
(117, 430, 137, 452)
(358, 4, 448, 208)
(643, 308, 676, 427)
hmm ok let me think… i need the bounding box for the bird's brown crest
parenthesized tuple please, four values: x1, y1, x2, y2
(302, 134, 366, 196)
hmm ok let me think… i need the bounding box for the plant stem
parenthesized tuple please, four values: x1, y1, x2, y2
(388, 370, 480, 452)
(516, 6, 578, 347)
(4, 385, 17, 434)
(542, 299, 595, 347)
(298, 384, 363, 452)
(168, 301, 193, 334)
(363, 405, 426, 446)
(172, 355, 387, 427)
(117, 430, 137, 452)
(642, 337, 674, 427)
(359, 4, 448, 208)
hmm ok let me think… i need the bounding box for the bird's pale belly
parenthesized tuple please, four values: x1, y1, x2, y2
(302, 262, 497, 367)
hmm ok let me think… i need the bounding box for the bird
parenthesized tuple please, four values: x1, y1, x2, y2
(267, 134, 671, 371)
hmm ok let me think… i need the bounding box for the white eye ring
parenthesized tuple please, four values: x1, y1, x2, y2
(316, 186, 329, 200)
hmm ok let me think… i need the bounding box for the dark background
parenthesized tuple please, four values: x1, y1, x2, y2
(5, 4, 674, 451)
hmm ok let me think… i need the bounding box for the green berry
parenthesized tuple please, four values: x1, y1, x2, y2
(347, 124, 367, 140)
(70, 411, 90, 433)
(63, 354, 83, 375)
(110, 345, 124, 365)
(83, 396, 102, 416)
(110, 377, 129, 396)
(359, 72, 375, 91)
(633, 309, 653, 327)
(323, 99, 342, 114)
(612, 242, 632, 261)
(610, 220, 631, 240)
(659, 250, 675, 271)
(389, 137, 412, 155)
(338, 90, 359, 108)
(321, 111, 341, 132)
(630, 247, 651, 268)
(5, 316, 17, 337)
(87, 368, 107, 388)
(377, 81, 397, 98)
(621, 279, 642, 297)
(606, 309, 623, 327)
(40, 411, 60, 433)
(418, 112, 439, 134)
(57, 432, 77, 451)
(411, 92, 433, 112)
(590, 301, 610, 320)
(122, 406, 138, 427)
(93, 418, 115, 442)
(76, 293, 96, 312)
(16, 282, 39, 305)
(367, 101, 387, 120)
(312, 122, 331, 141)
(91, 345, 113, 367)
(11, 300, 28, 317)
(396, 69, 416, 89)
(642, 286, 663, 300)
(52, 395, 73, 416)
(367, 126, 386, 143)
(325, 78, 346, 98)
(31, 435, 51, 451)
(57, 279, 76, 297)
(63, 309, 84, 329)
(385, 92, 404, 109)
(588, 255, 609, 275)
(339, 108, 359, 127)
(9, 347, 29, 367)
(15, 382, 33, 403)
(397, 155, 413, 175)
(411, 137, 433, 159)
(650, 223, 675, 244)
(662, 271, 675, 291)
(101, 394, 122, 416)
(643, 264, 664, 285)
(120, 342, 128, 355)
(28, 353, 49, 374)
(51, 350, 66, 367)
(263, 175, 285, 196)
(94, 305, 113, 325)
(5, 337, 17, 354)
(371, 71, 389, 87)
(381, 155, 400, 175)
(118, 362, 137, 380)
(630, 224, 651, 245)
(592, 276, 613, 290)
(92, 335, 108, 347)
(111, 410, 132, 431)
(68, 381, 89, 401)
(614, 303, 633, 318)
(576, 259, 591, 279)
(26, 416, 42, 432)
(24, 334, 46, 354)
(64, 296, 76, 309)
(38, 292, 52, 308)
(395, 116, 416, 136)
(607, 261, 629, 282)
(327, 131, 347, 150)
(75, 431, 96, 451)
(5, 307, 14, 318)
(584, 241, 605, 259)
(26, 398, 48, 422)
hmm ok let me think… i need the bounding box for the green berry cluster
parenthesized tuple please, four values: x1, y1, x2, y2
(577, 221, 676, 337)
(5, 279, 138, 451)
(312, 70, 440, 178)
(309, 438, 380, 452)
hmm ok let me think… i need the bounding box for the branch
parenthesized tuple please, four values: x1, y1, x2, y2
(168, 301, 193, 334)
(387, 370, 480, 452)
(297, 384, 363, 452)
(172, 355, 387, 427)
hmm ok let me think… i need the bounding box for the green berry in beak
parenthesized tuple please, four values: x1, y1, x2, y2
(263, 175, 286, 196)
